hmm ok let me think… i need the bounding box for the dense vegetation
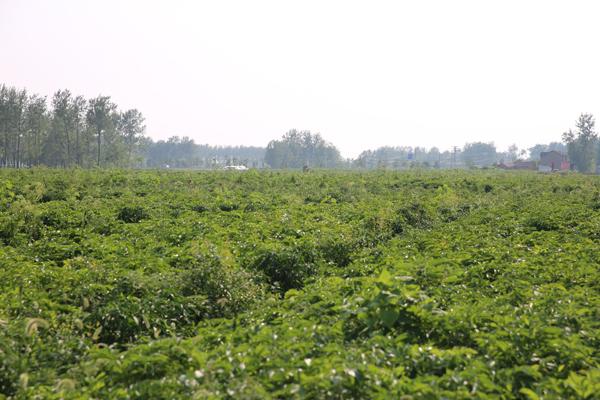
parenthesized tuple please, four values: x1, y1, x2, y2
(0, 169, 598, 398)
(264, 130, 342, 169)
(0, 85, 146, 168)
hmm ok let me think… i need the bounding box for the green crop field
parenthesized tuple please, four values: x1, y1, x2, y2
(0, 169, 599, 399)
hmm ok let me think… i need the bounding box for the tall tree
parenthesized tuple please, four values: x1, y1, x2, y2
(118, 109, 146, 166)
(0, 86, 28, 167)
(461, 142, 497, 167)
(563, 114, 597, 173)
(86, 96, 117, 167)
(24, 94, 49, 166)
(44, 90, 73, 167)
(507, 144, 519, 161)
(13, 89, 27, 168)
(71, 96, 87, 167)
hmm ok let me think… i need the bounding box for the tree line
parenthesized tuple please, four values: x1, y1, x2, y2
(263, 119, 591, 170)
(145, 137, 266, 169)
(0, 85, 146, 168)
(1, 84, 597, 171)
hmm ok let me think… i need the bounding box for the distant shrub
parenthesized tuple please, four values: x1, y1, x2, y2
(318, 237, 354, 267)
(85, 292, 206, 344)
(191, 204, 209, 213)
(390, 203, 434, 234)
(179, 250, 263, 316)
(525, 215, 560, 231)
(19, 181, 45, 203)
(355, 214, 392, 248)
(218, 202, 239, 212)
(589, 191, 600, 210)
(117, 205, 149, 223)
(249, 245, 318, 293)
(0, 200, 43, 244)
(0, 215, 17, 245)
(40, 178, 69, 202)
(438, 203, 473, 222)
(82, 209, 117, 235)
(82, 273, 207, 344)
(344, 270, 433, 340)
(40, 204, 79, 229)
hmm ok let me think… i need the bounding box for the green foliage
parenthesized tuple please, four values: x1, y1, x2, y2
(178, 244, 264, 316)
(0, 169, 598, 398)
(0, 84, 147, 169)
(563, 113, 598, 173)
(117, 205, 149, 223)
(390, 202, 435, 234)
(265, 129, 342, 169)
(248, 243, 319, 293)
(462, 142, 498, 167)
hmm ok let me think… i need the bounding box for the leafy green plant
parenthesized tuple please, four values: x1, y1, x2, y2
(0, 168, 598, 398)
(248, 244, 318, 293)
(117, 205, 149, 223)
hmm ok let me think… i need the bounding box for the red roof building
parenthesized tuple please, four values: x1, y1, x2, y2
(539, 151, 570, 171)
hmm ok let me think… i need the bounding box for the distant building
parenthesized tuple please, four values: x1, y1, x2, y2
(539, 151, 569, 172)
(497, 160, 537, 170)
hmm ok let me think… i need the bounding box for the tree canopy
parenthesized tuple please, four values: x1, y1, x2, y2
(563, 114, 597, 173)
(461, 142, 498, 167)
(264, 130, 342, 169)
(0, 84, 146, 168)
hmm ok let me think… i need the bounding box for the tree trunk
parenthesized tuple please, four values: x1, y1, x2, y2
(97, 129, 101, 166)
(16, 133, 20, 168)
(75, 123, 81, 166)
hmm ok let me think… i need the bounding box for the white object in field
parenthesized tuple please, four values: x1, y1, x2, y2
(223, 165, 248, 171)
(538, 165, 551, 172)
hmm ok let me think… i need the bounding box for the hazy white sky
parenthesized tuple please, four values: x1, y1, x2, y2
(1, 0, 599, 157)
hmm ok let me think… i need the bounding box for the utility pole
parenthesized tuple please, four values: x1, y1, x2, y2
(452, 146, 459, 169)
